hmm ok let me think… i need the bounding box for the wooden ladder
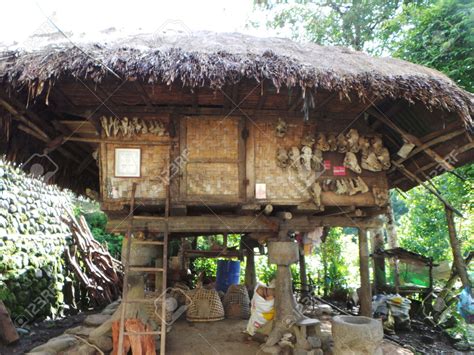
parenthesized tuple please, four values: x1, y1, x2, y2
(117, 182, 170, 354)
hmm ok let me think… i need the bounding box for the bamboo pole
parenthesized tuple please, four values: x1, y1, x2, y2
(358, 228, 372, 317)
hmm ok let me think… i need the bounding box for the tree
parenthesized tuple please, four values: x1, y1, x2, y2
(254, 0, 403, 51)
(385, 0, 474, 91)
(394, 164, 474, 262)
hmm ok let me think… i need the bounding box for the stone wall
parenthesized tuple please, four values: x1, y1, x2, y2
(0, 159, 73, 324)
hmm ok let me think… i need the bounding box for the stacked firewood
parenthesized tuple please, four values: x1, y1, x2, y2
(65, 211, 123, 306)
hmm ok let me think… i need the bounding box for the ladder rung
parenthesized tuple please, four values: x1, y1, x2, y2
(124, 331, 161, 336)
(129, 267, 164, 272)
(132, 240, 164, 245)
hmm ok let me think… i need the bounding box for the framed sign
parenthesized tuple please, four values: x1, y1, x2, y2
(255, 183, 267, 199)
(115, 148, 141, 177)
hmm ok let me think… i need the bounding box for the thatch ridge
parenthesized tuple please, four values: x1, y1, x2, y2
(0, 31, 472, 125)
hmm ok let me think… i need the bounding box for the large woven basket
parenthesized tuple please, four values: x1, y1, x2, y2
(186, 288, 225, 322)
(223, 284, 250, 319)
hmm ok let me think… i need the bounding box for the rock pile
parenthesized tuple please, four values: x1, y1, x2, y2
(0, 159, 74, 323)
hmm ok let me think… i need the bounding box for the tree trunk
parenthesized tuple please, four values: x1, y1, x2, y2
(358, 228, 372, 317)
(371, 229, 386, 293)
(299, 250, 309, 299)
(445, 206, 471, 289)
(245, 249, 257, 297)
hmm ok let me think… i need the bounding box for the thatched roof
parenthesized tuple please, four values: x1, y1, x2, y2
(0, 31, 472, 125)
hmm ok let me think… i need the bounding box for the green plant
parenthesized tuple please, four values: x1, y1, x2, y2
(83, 211, 123, 259)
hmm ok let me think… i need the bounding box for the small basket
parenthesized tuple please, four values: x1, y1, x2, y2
(186, 288, 225, 322)
(222, 284, 250, 319)
(144, 291, 173, 324)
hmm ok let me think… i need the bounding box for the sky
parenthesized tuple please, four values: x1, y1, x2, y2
(0, 0, 281, 46)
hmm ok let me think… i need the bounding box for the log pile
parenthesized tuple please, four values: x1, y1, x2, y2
(65, 212, 123, 306)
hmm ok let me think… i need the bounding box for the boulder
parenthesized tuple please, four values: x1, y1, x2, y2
(84, 314, 111, 327)
(28, 334, 77, 353)
(88, 335, 113, 352)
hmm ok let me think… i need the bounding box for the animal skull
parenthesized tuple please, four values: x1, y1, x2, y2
(371, 136, 384, 154)
(276, 148, 289, 168)
(301, 146, 313, 171)
(275, 118, 288, 138)
(288, 146, 301, 170)
(377, 147, 391, 170)
(349, 177, 369, 195)
(112, 117, 121, 136)
(310, 182, 322, 208)
(335, 179, 349, 195)
(336, 134, 347, 153)
(358, 136, 370, 156)
(312, 148, 323, 171)
(316, 133, 330, 152)
(301, 134, 315, 147)
(361, 150, 383, 172)
(327, 133, 338, 151)
(343, 152, 362, 174)
(346, 129, 360, 153)
(100, 116, 111, 137)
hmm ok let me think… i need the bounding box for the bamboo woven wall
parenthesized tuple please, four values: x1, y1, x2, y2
(254, 118, 312, 200)
(184, 117, 240, 197)
(104, 142, 170, 200)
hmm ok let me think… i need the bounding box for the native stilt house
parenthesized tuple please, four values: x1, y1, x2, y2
(0, 32, 472, 349)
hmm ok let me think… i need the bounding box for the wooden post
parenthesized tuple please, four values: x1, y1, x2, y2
(371, 229, 386, 293)
(445, 206, 471, 289)
(245, 248, 257, 297)
(298, 249, 309, 299)
(358, 228, 372, 317)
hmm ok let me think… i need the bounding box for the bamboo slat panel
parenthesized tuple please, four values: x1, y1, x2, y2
(186, 117, 238, 160)
(254, 119, 311, 200)
(105, 143, 170, 199)
(186, 163, 239, 195)
(184, 117, 240, 197)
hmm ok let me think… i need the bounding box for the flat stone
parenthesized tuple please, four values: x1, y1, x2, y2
(84, 314, 111, 327)
(308, 336, 322, 348)
(260, 344, 281, 354)
(28, 334, 77, 353)
(65, 325, 95, 337)
(25, 352, 56, 355)
(295, 349, 323, 355)
(64, 344, 98, 355)
(89, 335, 113, 352)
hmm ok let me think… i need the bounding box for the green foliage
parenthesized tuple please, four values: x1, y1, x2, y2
(83, 211, 123, 259)
(320, 227, 349, 296)
(385, 0, 474, 91)
(394, 164, 474, 262)
(254, 0, 404, 51)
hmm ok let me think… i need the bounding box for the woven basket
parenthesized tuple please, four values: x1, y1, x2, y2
(222, 284, 250, 319)
(143, 291, 174, 324)
(186, 288, 225, 322)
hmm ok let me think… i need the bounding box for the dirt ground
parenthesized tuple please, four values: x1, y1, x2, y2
(0, 312, 89, 355)
(167, 317, 413, 355)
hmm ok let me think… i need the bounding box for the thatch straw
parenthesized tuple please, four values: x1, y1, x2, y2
(0, 31, 472, 125)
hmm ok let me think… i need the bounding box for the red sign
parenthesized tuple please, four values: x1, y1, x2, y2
(324, 160, 331, 171)
(333, 166, 346, 176)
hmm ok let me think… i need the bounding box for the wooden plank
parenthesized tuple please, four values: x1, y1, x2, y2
(390, 129, 465, 170)
(106, 215, 383, 233)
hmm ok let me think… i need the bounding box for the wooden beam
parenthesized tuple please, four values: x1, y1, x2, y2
(0, 98, 49, 140)
(391, 141, 474, 186)
(390, 129, 465, 171)
(358, 227, 372, 317)
(106, 215, 384, 234)
(369, 107, 454, 171)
